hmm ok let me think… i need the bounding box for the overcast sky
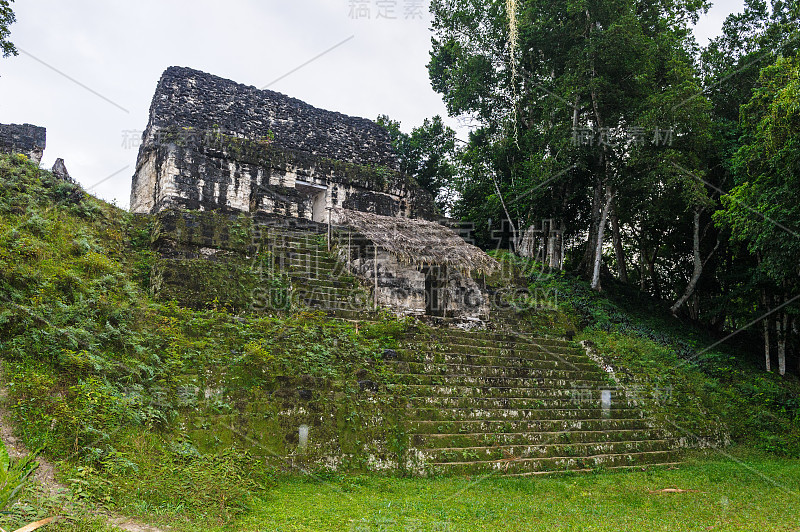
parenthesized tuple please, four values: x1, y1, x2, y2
(0, 0, 744, 210)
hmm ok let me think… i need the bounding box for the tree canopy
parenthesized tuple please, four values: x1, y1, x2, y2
(0, 0, 17, 59)
(424, 0, 800, 374)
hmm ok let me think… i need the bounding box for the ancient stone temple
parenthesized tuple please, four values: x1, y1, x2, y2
(0, 123, 46, 164)
(130, 66, 435, 221)
(131, 67, 495, 321)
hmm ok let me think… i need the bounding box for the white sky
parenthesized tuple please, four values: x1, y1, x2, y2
(0, 0, 744, 210)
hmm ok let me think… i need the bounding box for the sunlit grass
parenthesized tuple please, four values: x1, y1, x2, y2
(221, 448, 800, 532)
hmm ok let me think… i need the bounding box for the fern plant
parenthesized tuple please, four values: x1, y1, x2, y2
(0, 440, 38, 512)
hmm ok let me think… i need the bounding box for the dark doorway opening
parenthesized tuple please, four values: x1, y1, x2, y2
(423, 266, 447, 317)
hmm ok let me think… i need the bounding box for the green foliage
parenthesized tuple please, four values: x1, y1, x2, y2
(716, 55, 800, 283)
(0, 439, 38, 511)
(64, 435, 273, 524)
(0, 0, 16, 59)
(513, 254, 800, 455)
(377, 115, 458, 211)
(0, 152, 416, 523)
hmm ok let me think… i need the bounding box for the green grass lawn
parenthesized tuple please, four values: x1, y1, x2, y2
(85, 447, 796, 532)
(239, 453, 800, 532)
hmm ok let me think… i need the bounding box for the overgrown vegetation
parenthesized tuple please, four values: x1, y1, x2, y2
(1, 153, 798, 530)
(498, 251, 800, 456)
(428, 0, 800, 369)
(0, 154, 411, 527)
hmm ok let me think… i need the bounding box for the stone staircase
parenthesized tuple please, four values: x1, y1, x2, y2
(256, 221, 681, 475)
(392, 328, 680, 476)
(257, 220, 371, 318)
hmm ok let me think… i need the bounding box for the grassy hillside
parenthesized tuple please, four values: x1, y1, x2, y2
(0, 153, 410, 528)
(511, 254, 800, 455)
(0, 153, 798, 530)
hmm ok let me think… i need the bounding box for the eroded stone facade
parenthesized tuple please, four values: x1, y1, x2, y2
(0, 123, 46, 164)
(131, 67, 493, 322)
(130, 67, 435, 221)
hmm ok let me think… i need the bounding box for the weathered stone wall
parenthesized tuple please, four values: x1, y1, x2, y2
(0, 123, 46, 164)
(149, 210, 259, 311)
(339, 235, 490, 321)
(145, 66, 397, 168)
(131, 67, 436, 220)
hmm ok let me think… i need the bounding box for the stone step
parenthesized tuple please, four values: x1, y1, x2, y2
(408, 418, 653, 434)
(296, 293, 367, 306)
(396, 384, 627, 404)
(286, 264, 343, 276)
(289, 277, 358, 289)
(424, 331, 576, 349)
(394, 384, 627, 401)
(407, 395, 632, 411)
(504, 461, 683, 477)
(413, 429, 668, 448)
(283, 262, 341, 274)
(292, 286, 365, 300)
(402, 361, 608, 381)
(400, 342, 587, 360)
(262, 229, 327, 239)
(281, 253, 340, 265)
(327, 309, 379, 319)
(395, 373, 612, 388)
(408, 406, 644, 422)
(426, 450, 680, 476)
(404, 352, 601, 372)
(302, 299, 370, 311)
(263, 239, 326, 250)
(420, 439, 676, 463)
(295, 296, 370, 311)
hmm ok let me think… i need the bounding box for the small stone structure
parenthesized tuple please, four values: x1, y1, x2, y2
(0, 123, 46, 164)
(51, 158, 72, 182)
(336, 209, 494, 320)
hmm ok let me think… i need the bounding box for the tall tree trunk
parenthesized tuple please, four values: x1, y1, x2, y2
(778, 309, 787, 376)
(794, 316, 799, 375)
(591, 186, 614, 291)
(581, 184, 602, 276)
(647, 249, 662, 300)
(763, 291, 772, 372)
(611, 203, 628, 283)
(639, 244, 647, 291)
(671, 208, 703, 314)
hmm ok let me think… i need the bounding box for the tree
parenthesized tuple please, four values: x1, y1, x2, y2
(715, 55, 800, 374)
(428, 0, 713, 292)
(702, 0, 800, 371)
(377, 115, 459, 213)
(0, 0, 17, 58)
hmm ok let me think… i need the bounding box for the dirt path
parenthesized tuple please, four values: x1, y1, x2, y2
(0, 362, 166, 532)
(0, 365, 60, 497)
